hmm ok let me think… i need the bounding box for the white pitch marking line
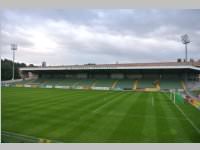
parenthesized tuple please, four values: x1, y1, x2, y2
(2, 131, 40, 140)
(152, 97, 154, 106)
(166, 92, 200, 134)
(92, 98, 111, 113)
(174, 103, 200, 135)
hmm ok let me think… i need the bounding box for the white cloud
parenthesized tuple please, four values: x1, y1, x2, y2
(1, 9, 200, 65)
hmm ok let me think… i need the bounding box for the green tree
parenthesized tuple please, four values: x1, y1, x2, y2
(1, 59, 28, 81)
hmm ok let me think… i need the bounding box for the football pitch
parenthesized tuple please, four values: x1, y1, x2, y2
(2, 87, 200, 143)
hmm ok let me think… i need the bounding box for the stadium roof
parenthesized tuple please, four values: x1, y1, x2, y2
(20, 62, 200, 71)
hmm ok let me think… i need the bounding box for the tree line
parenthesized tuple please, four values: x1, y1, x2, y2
(1, 59, 34, 81)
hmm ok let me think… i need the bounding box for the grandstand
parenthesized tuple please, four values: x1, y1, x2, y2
(2, 61, 198, 91)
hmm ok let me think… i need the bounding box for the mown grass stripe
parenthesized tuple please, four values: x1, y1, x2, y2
(2, 88, 200, 143)
(158, 92, 196, 142)
(23, 92, 125, 140)
(77, 92, 136, 142)
(154, 92, 176, 142)
(175, 103, 200, 135)
(108, 92, 147, 142)
(2, 91, 115, 135)
(3, 89, 106, 113)
(162, 92, 200, 142)
(139, 92, 157, 142)
(43, 92, 128, 142)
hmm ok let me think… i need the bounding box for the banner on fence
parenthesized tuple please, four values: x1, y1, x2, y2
(16, 84, 24, 87)
(31, 85, 39, 88)
(45, 85, 53, 88)
(24, 84, 31, 88)
(55, 85, 70, 89)
(75, 86, 84, 90)
(91, 87, 110, 90)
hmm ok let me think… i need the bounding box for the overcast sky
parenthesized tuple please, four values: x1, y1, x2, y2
(0, 9, 200, 65)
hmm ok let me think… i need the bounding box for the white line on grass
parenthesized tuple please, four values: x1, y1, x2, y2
(92, 98, 116, 113)
(2, 131, 61, 142)
(174, 104, 200, 135)
(164, 91, 200, 135)
(92, 93, 127, 113)
(2, 131, 40, 140)
(152, 97, 154, 107)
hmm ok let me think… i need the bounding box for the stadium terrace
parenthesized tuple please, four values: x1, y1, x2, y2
(19, 62, 200, 85)
(16, 61, 200, 100)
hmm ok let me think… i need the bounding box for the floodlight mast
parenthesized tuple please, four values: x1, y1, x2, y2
(181, 34, 191, 63)
(11, 44, 17, 80)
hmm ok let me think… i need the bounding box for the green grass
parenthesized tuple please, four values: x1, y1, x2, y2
(2, 87, 200, 143)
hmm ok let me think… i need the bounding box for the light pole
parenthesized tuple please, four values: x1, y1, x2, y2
(11, 44, 17, 80)
(181, 34, 191, 63)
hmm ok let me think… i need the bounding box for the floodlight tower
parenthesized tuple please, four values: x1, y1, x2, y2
(11, 44, 17, 80)
(181, 34, 191, 63)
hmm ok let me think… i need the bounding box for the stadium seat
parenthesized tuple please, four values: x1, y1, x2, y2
(93, 79, 115, 88)
(137, 79, 156, 89)
(160, 79, 182, 89)
(116, 79, 133, 90)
